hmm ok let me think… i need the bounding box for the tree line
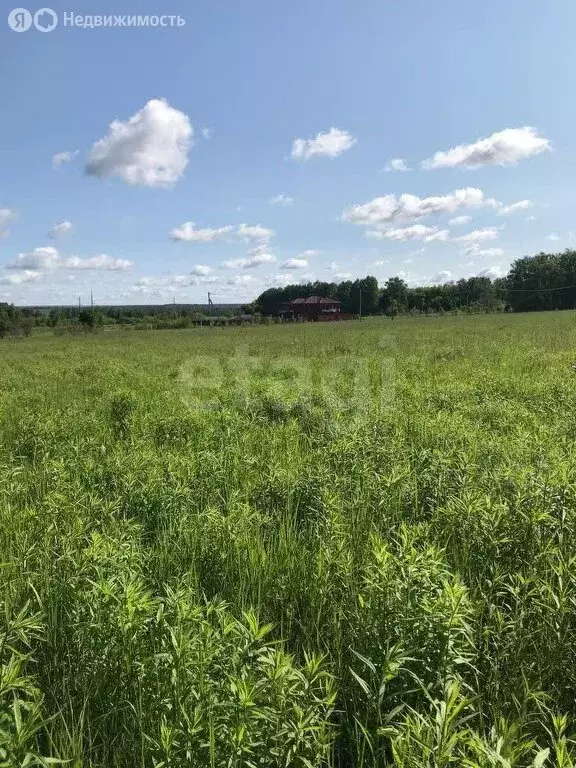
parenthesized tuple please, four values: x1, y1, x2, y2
(252, 275, 504, 316)
(0, 304, 231, 337)
(0, 304, 35, 338)
(252, 249, 576, 316)
(2, 250, 576, 337)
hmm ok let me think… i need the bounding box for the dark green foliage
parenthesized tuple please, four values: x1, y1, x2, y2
(506, 249, 576, 312)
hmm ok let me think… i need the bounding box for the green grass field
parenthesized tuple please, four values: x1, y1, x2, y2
(2, 312, 576, 767)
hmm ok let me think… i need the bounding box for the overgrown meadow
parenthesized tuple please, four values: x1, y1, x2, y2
(2, 312, 576, 767)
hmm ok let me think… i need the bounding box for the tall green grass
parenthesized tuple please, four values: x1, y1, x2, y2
(1, 312, 576, 765)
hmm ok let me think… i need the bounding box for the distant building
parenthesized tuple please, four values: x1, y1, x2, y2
(280, 296, 352, 321)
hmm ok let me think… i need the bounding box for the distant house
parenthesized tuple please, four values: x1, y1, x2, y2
(280, 296, 352, 322)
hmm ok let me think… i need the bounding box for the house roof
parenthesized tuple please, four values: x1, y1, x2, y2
(288, 296, 341, 306)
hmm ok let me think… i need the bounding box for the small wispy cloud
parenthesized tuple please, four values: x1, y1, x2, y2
(383, 158, 410, 172)
(498, 200, 534, 216)
(48, 220, 73, 239)
(52, 150, 79, 168)
(448, 215, 471, 226)
(0, 208, 16, 237)
(269, 194, 294, 206)
(222, 252, 276, 269)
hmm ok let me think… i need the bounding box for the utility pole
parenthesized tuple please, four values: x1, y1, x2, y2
(359, 285, 362, 319)
(90, 290, 94, 308)
(208, 291, 214, 323)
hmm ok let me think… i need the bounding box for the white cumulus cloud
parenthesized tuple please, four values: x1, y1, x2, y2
(7, 247, 132, 271)
(291, 127, 356, 160)
(455, 228, 499, 245)
(227, 275, 257, 286)
(464, 245, 505, 258)
(366, 224, 448, 242)
(190, 265, 212, 276)
(245, 252, 276, 268)
(132, 274, 218, 295)
(266, 274, 295, 287)
(7, 247, 59, 270)
(222, 258, 248, 269)
(425, 229, 451, 242)
(170, 222, 234, 242)
(86, 98, 193, 188)
(0, 270, 40, 285)
(343, 187, 494, 228)
(222, 252, 276, 269)
(237, 223, 275, 244)
(60, 255, 133, 270)
(422, 127, 551, 170)
(433, 270, 453, 283)
(476, 265, 505, 279)
(547, 233, 561, 241)
(475, 247, 504, 257)
(280, 258, 308, 269)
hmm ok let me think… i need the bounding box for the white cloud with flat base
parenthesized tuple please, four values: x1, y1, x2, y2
(280, 258, 308, 269)
(171, 222, 234, 242)
(8, 247, 132, 271)
(343, 187, 496, 228)
(422, 127, 550, 170)
(86, 99, 193, 188)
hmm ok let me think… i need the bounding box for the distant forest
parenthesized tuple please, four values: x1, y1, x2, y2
(2, 250, 576, 336)
(252, 249, 576, 316)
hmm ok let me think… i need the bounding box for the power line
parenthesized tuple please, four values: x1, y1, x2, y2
(423, 280, 576, 294)
(493, 283, 576, 293)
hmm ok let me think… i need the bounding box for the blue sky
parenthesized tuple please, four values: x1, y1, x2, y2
(1, 0, 575, 305)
